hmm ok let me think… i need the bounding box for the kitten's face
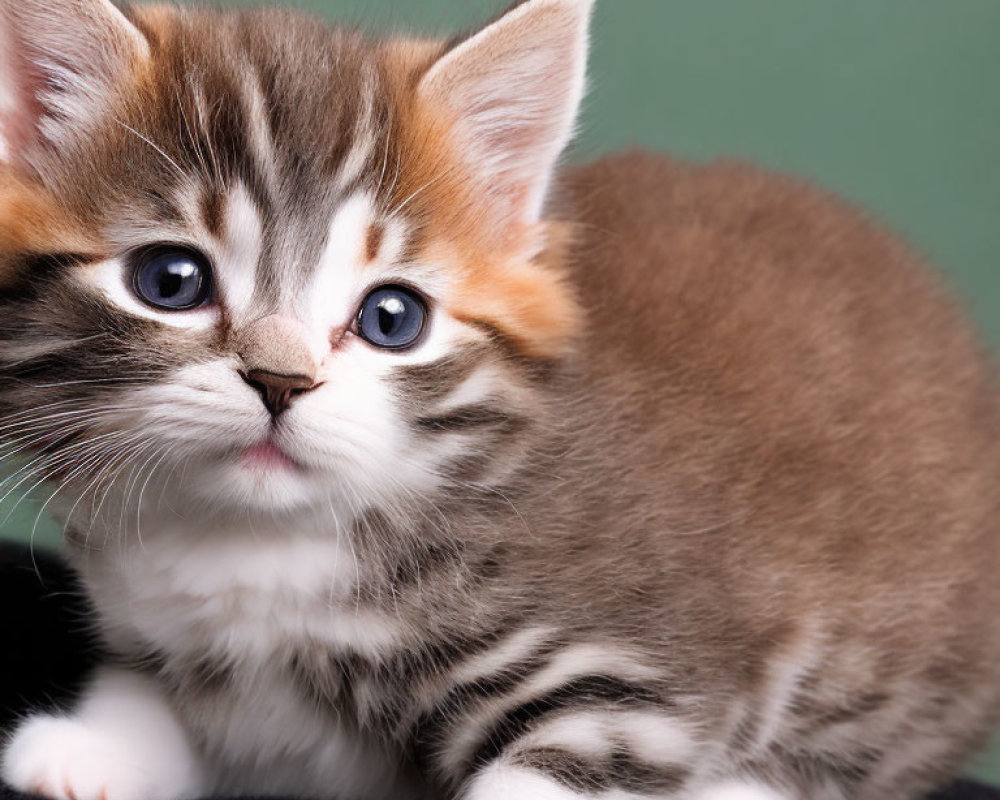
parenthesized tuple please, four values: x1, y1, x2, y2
(0, 1, 590, 526)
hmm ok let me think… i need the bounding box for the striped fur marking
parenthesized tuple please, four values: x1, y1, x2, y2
(468, 676, 665, 771)
(415, 403, 526, 435)
(417, 642, 664, 781)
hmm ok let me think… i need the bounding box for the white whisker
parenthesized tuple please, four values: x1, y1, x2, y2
(115, 120, 188, 182)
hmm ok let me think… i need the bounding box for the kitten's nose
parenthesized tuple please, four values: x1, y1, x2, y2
(240, 369, 318, 417)
(236, 315, 321, 417)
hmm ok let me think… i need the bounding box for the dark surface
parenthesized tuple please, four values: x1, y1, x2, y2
(0, 541, 100, 733)
(0, 540, 996, 800)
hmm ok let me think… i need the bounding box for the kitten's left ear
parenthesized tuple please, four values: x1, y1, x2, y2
(0, 0, 150, 167)
(418, 0, 594, 232)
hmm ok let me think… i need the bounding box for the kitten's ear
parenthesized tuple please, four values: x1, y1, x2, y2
(0, 0, 149, 166)
(418, 0, 594, 231)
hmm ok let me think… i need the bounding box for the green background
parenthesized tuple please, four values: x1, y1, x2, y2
(2, 0, 999, 785)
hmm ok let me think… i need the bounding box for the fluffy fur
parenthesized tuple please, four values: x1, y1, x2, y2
(0, 1, 999, 799)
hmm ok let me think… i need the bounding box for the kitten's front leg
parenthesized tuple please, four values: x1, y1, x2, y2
(456, 725, 693, 800)
(2, 667, 205, 800)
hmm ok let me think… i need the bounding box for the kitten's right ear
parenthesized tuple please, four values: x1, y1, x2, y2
(0, 0, 149, 167)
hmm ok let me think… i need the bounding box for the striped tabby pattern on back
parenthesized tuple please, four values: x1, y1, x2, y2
(1, 1, 999, 800)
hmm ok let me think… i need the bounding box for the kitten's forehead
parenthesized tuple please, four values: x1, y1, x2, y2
(86, 7, 433, 292)
(137, 6, 394, 187)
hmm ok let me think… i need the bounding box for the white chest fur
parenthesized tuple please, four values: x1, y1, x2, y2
(73, 521, 413, 799)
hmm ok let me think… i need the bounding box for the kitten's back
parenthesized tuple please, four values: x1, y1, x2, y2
(557, 151, 1000, 791)
(565, 149, 1000, 615)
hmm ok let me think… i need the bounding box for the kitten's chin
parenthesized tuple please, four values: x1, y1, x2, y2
(192, 456, 327, 514)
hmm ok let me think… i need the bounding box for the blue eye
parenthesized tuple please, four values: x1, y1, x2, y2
(132, 247, 212, 311)
(357, 286, 427, 350)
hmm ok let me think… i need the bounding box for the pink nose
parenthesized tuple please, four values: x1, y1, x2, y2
(235, 315, 320, 416)
(240, 369, 317, 416)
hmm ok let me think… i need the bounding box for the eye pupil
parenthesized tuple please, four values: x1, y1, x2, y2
(158, 263, 196, 299)
(358, 287, 426, 349)
(378, 306, 396, 336)
(377, 296, 407, 336)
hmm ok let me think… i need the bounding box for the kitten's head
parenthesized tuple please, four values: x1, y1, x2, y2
(0, 0, 592, 526)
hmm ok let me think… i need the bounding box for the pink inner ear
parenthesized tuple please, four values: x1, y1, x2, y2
(0, 0, 149, 167)
(417, 0, 592, 232)
(0, 38, 45, 163)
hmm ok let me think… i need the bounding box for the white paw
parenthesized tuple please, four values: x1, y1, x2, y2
(690, 780, 790, 800)
(464, 763, 583, 800)
(2, 715, 189, 800)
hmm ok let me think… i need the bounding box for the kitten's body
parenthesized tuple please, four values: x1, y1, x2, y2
(1, 2, 999, 800)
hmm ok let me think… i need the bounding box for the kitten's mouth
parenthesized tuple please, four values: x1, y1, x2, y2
(240, 440, 300, 473)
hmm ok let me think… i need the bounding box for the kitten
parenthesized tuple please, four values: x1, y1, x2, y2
(1, 1, 999, 799)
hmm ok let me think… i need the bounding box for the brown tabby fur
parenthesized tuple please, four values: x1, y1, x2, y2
(558, 152, 1000, 795)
